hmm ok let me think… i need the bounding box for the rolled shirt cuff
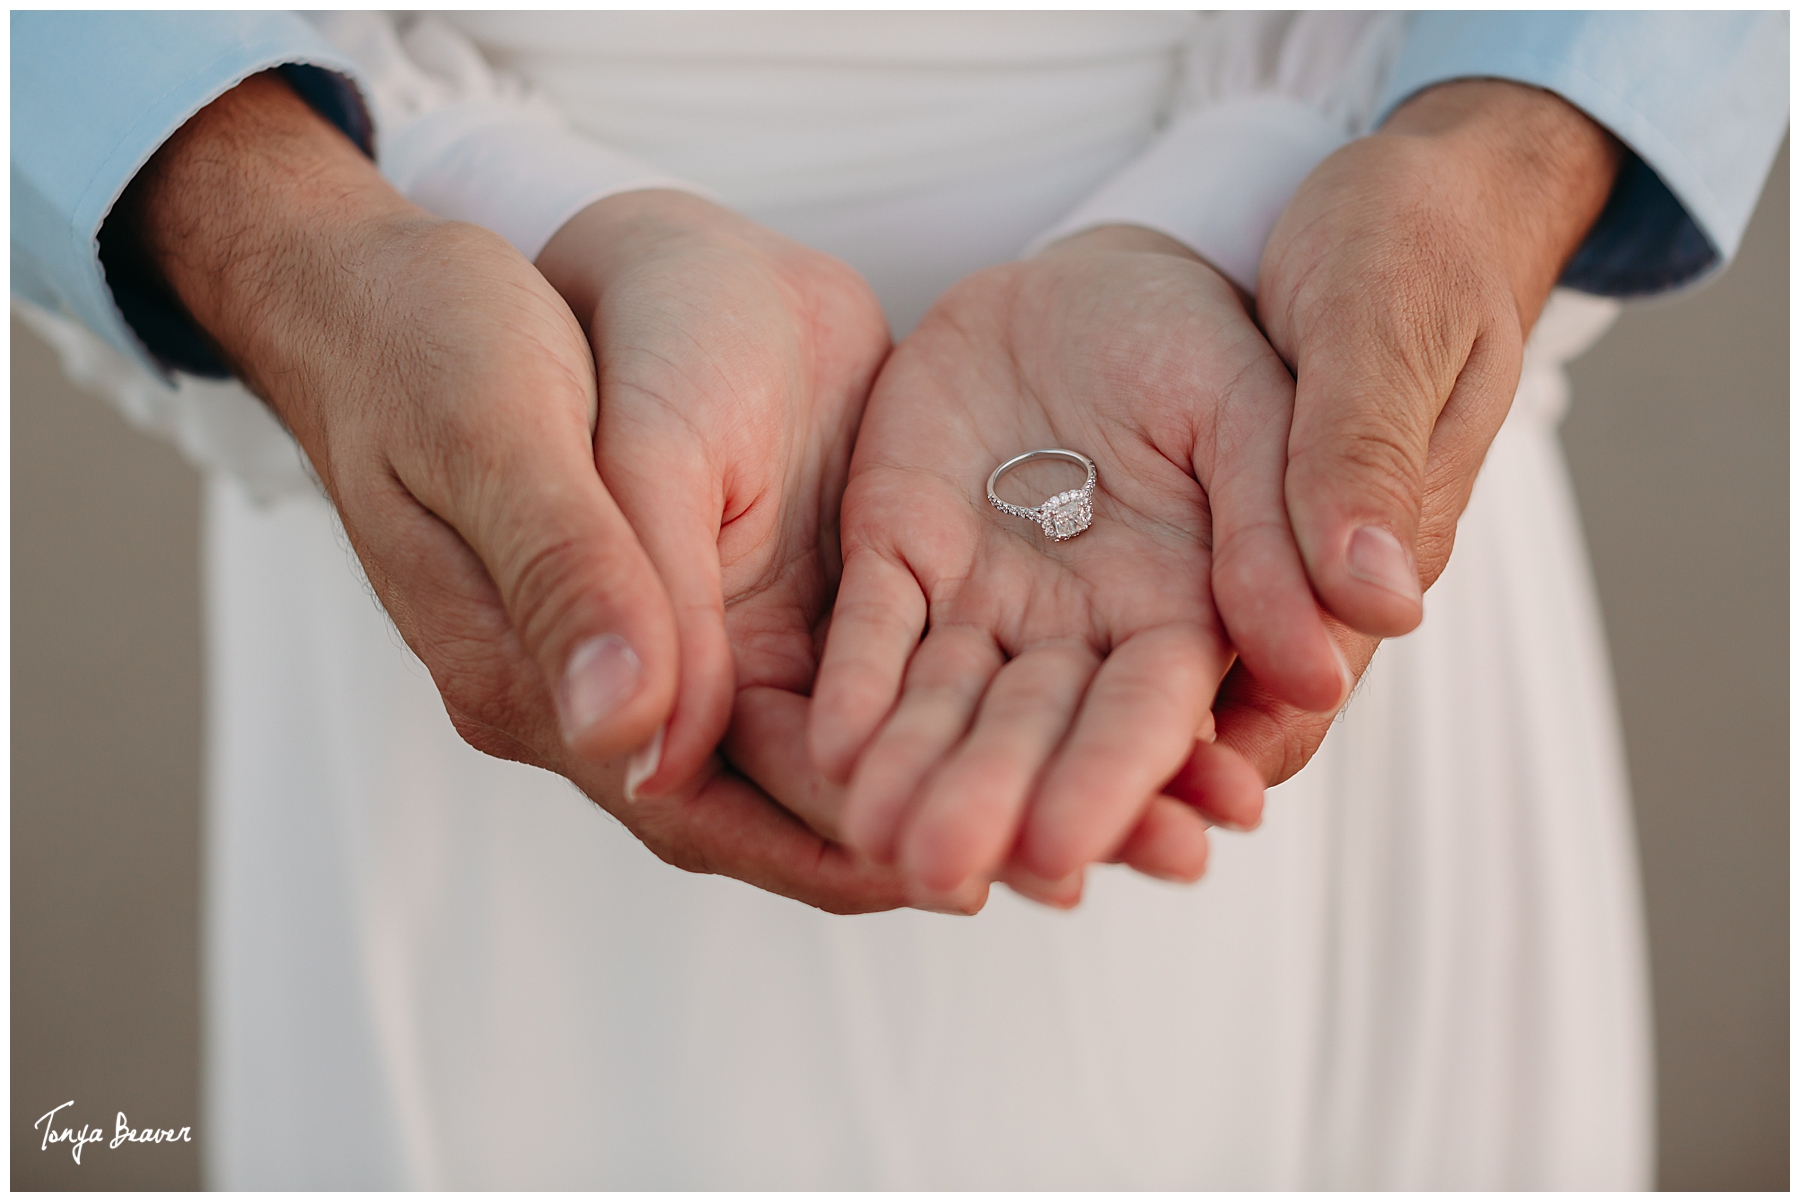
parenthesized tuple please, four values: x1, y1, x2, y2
(1376, 37, 1724, 296)
(1374, 11, 1789, 296)
(11, 11, 373, 378)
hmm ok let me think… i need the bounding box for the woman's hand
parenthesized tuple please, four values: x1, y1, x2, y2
(803, 227, 1342, 905)
(536, 188, 891, 802)
(537, 190, 989, 912)
(117, 71, 953, 915)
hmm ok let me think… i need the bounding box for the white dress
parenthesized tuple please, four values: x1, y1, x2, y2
(20, 12, 1653, 1189)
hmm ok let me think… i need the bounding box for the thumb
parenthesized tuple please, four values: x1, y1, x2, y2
(1283, 309, 1519, 638)
(418, 419, 681, 765)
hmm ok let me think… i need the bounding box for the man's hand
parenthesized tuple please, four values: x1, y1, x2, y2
(797, 227, 1332, 906)
(113, 71, 953, 914)
(1216, 78, 1622, 784)
(1259, 78, 1621, 636)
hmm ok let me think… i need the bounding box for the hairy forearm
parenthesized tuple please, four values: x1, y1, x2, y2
(107, 72, 422, 414)
(1379, 79, 1623, 324)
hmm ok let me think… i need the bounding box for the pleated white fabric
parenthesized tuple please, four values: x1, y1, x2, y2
(31, 11, 1655, 1189)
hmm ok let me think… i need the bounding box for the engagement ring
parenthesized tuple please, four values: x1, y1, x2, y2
(987, 448, 1097, 541)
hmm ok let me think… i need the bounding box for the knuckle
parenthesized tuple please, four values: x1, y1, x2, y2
(637, 810, 715, 877)
(835, 593, 918, 642)
(1294, 223, 1494, 406)
(1337, 425, 1422, 488)
(504, 535, 618, 659)
(815, 664, 885, 710)
(443, 696, 545, 767)
(652, 838, 713, 878)
(1298, 426, 1424, 522)
(378, 574, 572, 761)
(420, 623, 557, 755)
(1415, 520, 1460, 589)
(1210, 514, 1299, 575)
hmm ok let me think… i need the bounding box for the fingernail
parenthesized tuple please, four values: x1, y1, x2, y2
(908, 875, 988, 915)
(560, 634, 642, 744)
(623, 722, 666, 802)
(1346, 526, 1421, 604)
(915, 895, 982, 917)
(1045, 870, 1085, 907)
(1330, 640, 1354, 709)
(1014, 868, 1084, 909)
(1143, 864, 1207, 885)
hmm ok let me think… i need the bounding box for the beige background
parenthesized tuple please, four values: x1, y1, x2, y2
(11, 144, 1788, 1189)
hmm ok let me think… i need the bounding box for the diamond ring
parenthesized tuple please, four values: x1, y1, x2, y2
(987, 448, 1097, 541)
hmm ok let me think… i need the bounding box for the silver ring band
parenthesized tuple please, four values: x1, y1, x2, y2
(987, 448, 1097, 541)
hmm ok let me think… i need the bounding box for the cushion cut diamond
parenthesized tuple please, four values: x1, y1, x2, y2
(1039, 490, 1092, 540)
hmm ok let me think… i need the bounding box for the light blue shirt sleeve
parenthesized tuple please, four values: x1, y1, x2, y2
(1377, 11, 1789, 297)
(11, 11, 371, 377)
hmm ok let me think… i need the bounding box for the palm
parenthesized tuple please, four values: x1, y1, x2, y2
(811, 240, 1293, 898)
(848, 333, 1221, 693)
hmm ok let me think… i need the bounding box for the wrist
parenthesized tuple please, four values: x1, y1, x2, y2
(1037, 223, 1202, 263)
(1378, 79, 1621, 317)
(535, 188, 759, 324)
(115, 71, 425, 407)
(1035, 224, 1251, 310)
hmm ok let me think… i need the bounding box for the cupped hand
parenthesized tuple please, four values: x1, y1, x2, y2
(806, 226, 1343, 904)
(1257, 78, 1621, 638)
(121, 72, 953, 914)
(536, 188, 890, 801)
(1214, 79, 1621, 787)
(537, 189, 985, 911)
